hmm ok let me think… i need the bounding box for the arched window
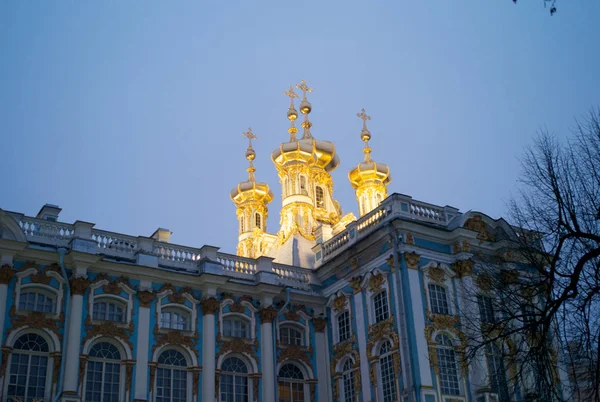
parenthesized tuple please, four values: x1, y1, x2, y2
(223, 316, 250, 338)
(278, 363, 305, 402)
(435, 334, 460, 395)
(342, 359, 356, 402)
(156, 350, 188, 402)
(220, 356, 249, 402)
(6, 333, 50, 400)
(85, 342, 121, 402)
(160, 308, 190, 331)
(18, 291, 54, 313)
(337, 311, 351, 343)
(255, 213, 262, 230)
(300, 176, 307, 195)
(280, 325, 304, 346)
(428, 284, 449, 315)
(378, 341, 397, 402)
(486, 344, 509, 400)
(373, 291, 389, 323)
(315, 186, 324, 208)
(93, 300, 125, 322)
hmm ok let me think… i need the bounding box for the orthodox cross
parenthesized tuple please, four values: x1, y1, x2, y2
(243, 127, 257, 147)
(284, 85, 299, 107)
(295, 79, 313, 99)
(357, 108, 371, 130)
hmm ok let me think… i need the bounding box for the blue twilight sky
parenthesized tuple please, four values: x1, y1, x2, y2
(1, 1, 599, 253)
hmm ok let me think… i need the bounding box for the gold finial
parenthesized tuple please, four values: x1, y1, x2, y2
(242, 128, 257, 181)
(284, 86, 299, 142)
(295, 79, 313, 139)
(357, 108, 372, 162)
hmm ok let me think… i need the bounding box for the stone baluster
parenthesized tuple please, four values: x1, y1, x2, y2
(201, 297, 220, 402)
(62, 275, 91, 395)
(134, 287, 155, 401)
(259, 306, 278, 401)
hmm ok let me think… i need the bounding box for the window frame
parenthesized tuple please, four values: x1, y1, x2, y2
(84, 341, 124, 402)
(278, 323, 305, 347)
(336, 310, 351, 344)
(219, 356, 251, 402)
(377, 340, 398, 402)
(428, 283, 450, 316)
(154, 348, 191, 402)
(160, 307, 191, 331)
(17, 289, 55, 314)
(92, 298, 127, 323)
(277, 362, 310, 402)
(340, 358, 358, 402)
(435, 333, 461, 396)
(222, 315, 252, 339)
(372, 290, 390, 324)
(315, 186, 325, 208)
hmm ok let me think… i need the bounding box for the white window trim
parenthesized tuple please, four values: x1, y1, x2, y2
(276, 319, 309, 347)
(276, 361, 314, 402)
(217, 353, 259, 402)
(431, 331, 466, 399)
(361, 270, 392, 326)
(375, 339, 400, 402)
(421, 262, 456, 316)
(155, 288, 199, 334)
(89, 278, 135, 327)
(337, 357, 359, 402)
(151, 345, 198, 402)
(219, 299, 257, 340)
(82, 340, 127, 402)
(15, 268, 64, 318)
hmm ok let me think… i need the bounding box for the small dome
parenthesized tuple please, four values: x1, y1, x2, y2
(230, 180, 274, 206)
(348, 160, 391, 189)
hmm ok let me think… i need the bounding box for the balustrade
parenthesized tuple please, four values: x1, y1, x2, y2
(92, 230, 138, 257)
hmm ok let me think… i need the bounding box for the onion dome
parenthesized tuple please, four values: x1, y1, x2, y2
(271, 81, 340, 172)
(348, 109, 391, 189)
(231, 128, 274, 206)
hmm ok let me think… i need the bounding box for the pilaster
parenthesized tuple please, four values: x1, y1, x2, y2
(259, 306, 277, 401)
(134, 285, 155, 401)
(0, 264, 15, 347)
(352, 291, 371, 402)
(201, 296, 219, 402)
(314, 317, 331, 402)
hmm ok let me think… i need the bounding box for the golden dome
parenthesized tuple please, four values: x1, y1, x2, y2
(348, 109, 392, 188)
(231, 128, 274, 206)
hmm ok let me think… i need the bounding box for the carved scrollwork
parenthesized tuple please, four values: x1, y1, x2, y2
(426, 267, 446, 283)
(83, 320, 134, 350)
(0, 264, 15, 284)
(201, 297, 220, 315)
(349, 276, 362, 294)
(8, 307, 63, 342)
(451, 259, 474, 278)
(216, 334, 258, 361)
(70, 277, 91, 295)
(313, 317, 327, 333)
(0, 346, 11, 377)
(137, 290, 155, 308)
(30, 272, 51, 285)
(366, 318, 399, 361)
(259, 307, 278, 323)
(368, 273, 385, 293)
(152, 323, 198, 354)
(277, 345, 312, 368)
(333, 295, 347, 313)
(464, 215, 495, 241)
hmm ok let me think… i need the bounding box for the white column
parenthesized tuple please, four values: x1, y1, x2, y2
(0, 265, 14, 346)
(202, 298, 219, 402)
(135, 289, 154, 401)
(259, 307, 276, 401)
(314, 318, 331, 402)
(352, 292, 372, 402)
(62, 277, 89, 393)
(390, 268, 413, 392)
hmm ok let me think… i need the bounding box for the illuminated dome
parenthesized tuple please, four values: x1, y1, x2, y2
(348, 159, 391, 189)
(272, 138, 340, 172)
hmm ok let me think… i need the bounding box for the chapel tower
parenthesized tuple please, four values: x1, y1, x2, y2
(271, 81, 343, 242)
(230, 128, 274, 258)
(348, 109, 392, 217)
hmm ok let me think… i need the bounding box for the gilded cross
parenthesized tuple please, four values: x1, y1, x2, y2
(295, 79, 313, 99)
(284, 86, 299, 106)
(242, 127, 257, 146)
(357, 108, 371, 126)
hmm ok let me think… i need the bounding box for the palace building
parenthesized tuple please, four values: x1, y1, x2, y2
(0, 80, 565, 402)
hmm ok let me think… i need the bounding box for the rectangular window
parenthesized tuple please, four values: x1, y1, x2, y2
(428, 284, 450, 315)
(337, 311, 351, 343)
(373, 291, 390, 323)
(223, 317, 250, 338)
(477, 295, 495, 323)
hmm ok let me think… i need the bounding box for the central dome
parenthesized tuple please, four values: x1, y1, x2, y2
(272, 138, 340, 172)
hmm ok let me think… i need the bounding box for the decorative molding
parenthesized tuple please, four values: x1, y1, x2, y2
(475, 274, 493, 291)
(190, 366, 201, 398)
(0, 346, 12, 377)
(313, 317, 327, 333)
(277, 345, 313, 368)
(0, 264, 15, 284)
(452, 241, 470, 254)
(149, 362, 158, 391)
(451, 259, 474, 278)
(500, 269, 519, 285)
(201, 297, 220, 315)
(137, 290, 155, 308)
(83, 319, 134, 350)
(30, 272, 51, 285)
(78, 355, 87, 390)
(366, 318, 399, 362)
(368, 273, 384, 293)
(152, 323, 198, 354)
(70, 277, 91, 295)
(404, 252, 420, 270)
(216, 334, 258, 361)
(284, 309, 299, 321)
(385, 255, 395, 272)
(333, 295, 347, 313)
(159, 283, 194, 304)
(464, 215, 494, 242)
(349, 276, 362, 294)
(405, 232, 414, 245)
(8, 306, 64, 342)
(258, 307, 278, 323)
(426, 267, 446, 283)
(424, 313, 468, 376)
(125, 360, 135, 394)
(330, 336, 359, 376)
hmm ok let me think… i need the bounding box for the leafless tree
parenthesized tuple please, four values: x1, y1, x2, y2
(459, 109, 600, 401)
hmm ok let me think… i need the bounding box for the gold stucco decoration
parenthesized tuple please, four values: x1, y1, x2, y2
(330, 336, 359, 376)
(137, 290, 155, 308)
(0, 264, 15, 284)
(405, 233, 414, 245)
(190, 367, 201, 398)
(426, 267, 446, 283)
(277, 345, 312, 367)
(500, 269, 519, 285)
(464, 215, 495, 242)
(8, 306, 63, 342)
(30, 272, 51, 285)
(349, 276, 362, 294)
(475, 274, 493, 291)
(333, 295, 348, 313)
(451, 259, 474, 278)
(216, 334, 258, 361)
(201, 297, 220, 315)
(368, 273, 385, 293)
(258, 307, 278, 322)
(70, 277, 91, 295)
(313, 317, 327, 333)
(385, 254, 395, 271)
(366, 318, 400, 362)
(152, 327, 197, 354)
(404, 252, 420, 269)
(84, 320, 134, 351)
(0, 346, 11, 377)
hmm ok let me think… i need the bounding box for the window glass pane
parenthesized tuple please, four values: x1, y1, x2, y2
(280, 327, 303, 346)
(157, 350, 188, 402)
(223, 317, 250, 338)
(19, 292, 54, 313)
(477, 295, 495, 324)
(337, 312, 351, 343)
(373, 291, 389, 323)
(379, 342, 397, 402)
(428, 284, 449, 315)
(435, 335, 460, 395)
(7, 334, 49, 400)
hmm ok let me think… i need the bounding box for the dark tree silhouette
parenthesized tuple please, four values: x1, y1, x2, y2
(459, 109, 600, 401)
(513, 0, 557, 15)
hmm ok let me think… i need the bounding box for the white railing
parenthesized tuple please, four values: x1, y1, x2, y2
(13, 215, 74, 245)
(357, 204, 389, 235)
(216, 252, 257, 276)
(272, 263, 312, 288)
(322, 231, 350, 257)
(92, 229, 138, 258)
(153, 242, 200, 264)
(408, 200, 445, 223)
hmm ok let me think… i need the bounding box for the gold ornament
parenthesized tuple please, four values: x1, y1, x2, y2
(404, 252, 420, 269)
(426, 267, 446, 283)
(333, 295, 347, 312)
(201, 297, 220, 315)
(349, 276, 362, 294)
(368, 273, 385, 293)
(451, 259, 474, 278)
(259, 307, 278, 322)
(137, 290, 155, 308)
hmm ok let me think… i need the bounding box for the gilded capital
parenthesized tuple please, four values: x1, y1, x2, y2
(368, 273, 384, 293)
(349, 276, 362, 294)
(70, 277, 91, 295)
(137, 290, 155, 308)
(0, 264, 15, 284)
(258, 307, 278, 323)
(333, 295, 348, 313)
(313, 317, 327, 333)
(404, 252, 420, 270)
(451, 259, 474, 278)
(201, 297, 220, 315)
